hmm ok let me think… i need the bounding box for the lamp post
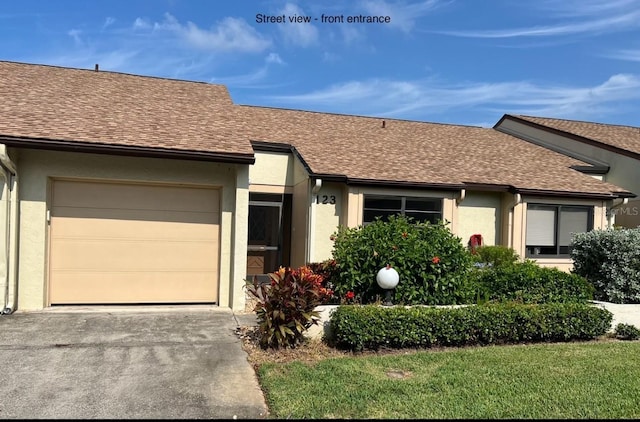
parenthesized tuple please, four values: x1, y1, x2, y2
(376, 264, 399, 306)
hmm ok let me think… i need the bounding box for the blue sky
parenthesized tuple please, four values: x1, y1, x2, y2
(2, 0, 640, 127)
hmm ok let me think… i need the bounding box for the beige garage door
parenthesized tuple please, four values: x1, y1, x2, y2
(49, 180, 220, 305)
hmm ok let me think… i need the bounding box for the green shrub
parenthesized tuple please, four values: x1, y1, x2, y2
(246, 266, 333, 349)
(307, 259, 341, 304)
(472, 245, 520, 268)
(614, 323, 640, 340)
(571, 228, 640, 303)
(330, 303, 612, 351)
(472, 261, 594, 304)
(331, 215, 474, 305)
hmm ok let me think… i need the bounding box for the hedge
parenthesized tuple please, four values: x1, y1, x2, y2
(329, 303, 612, 351)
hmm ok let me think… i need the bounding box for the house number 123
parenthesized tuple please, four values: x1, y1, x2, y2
(316, 195, 336, 204)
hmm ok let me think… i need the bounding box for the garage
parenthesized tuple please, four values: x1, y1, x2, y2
(48, 180, 220, 305)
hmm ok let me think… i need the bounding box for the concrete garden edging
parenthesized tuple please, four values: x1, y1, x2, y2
(590, 301, 640, 332)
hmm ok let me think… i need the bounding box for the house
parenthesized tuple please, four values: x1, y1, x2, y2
(0, 60, 634, 313)
(495, 114, 640, 229)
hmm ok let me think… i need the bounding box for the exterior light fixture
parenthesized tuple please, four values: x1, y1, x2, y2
(376, 264, 399, 306)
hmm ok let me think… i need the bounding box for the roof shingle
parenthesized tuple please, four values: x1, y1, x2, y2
(0, 60, 254, 159)
(237, 105, 631, 197)
(511, 115, 640, 157)
(0, 60, 632, 198)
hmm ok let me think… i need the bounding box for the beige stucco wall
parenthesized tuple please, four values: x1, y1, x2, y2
(248, 151, 296, 189)
(12, 148, 248, 311)
(310, 182, 345, 263)
(456, 192, 501, 247)
(0, 175, 8, 308)
(498, 120, 640, 228)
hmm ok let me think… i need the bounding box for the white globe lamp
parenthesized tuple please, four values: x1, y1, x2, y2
(376, 265, 399, 306)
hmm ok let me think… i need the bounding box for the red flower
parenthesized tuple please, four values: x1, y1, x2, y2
(345, 291, 355, 300)
(402, 232, 408, 238)
(432, 256, 441, 264)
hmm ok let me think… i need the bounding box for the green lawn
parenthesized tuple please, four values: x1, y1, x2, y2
(257, 341, 640, 419)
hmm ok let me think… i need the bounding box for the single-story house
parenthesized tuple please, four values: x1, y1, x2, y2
(0, 60, 634, 313)
(495, 114, 640, 228)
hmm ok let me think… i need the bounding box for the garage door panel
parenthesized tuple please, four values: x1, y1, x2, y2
(49, 180, 220, 305)
(53, 180, 220, 213)
(51, 239, 219, 271)
(51, 213, 220, 240)
(49, 272, 218, 304)
(52, 206, 219, 225)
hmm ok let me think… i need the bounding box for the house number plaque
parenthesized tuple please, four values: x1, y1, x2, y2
(315, 195, 336, 205)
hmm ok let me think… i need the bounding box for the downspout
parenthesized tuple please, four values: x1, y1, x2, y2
(608, 197, 629, 228)
(308, 178, 322, 264)
(507, 193, 522, 249)
(456, 189, 466, 205)
(0, 146, 18, 315)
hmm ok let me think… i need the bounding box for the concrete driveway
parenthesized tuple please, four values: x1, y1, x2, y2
(0, 307, 267, 419)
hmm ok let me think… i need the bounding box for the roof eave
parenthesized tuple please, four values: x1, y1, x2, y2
(498, 115, 640, 161)
(515, 188, 636, 200)
(0, 135, 255, 164)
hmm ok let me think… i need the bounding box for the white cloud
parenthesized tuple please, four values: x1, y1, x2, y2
(102, 17, 116, 30)
(277, 3, 319, 47)
(360, 0, 443, 32)
(151, 13, 271, 53)
(266, 74, 640, 121)
(133, 17, 151, 30)
(67, 29, 83, 45)
(208, 52, 286, 88)
(436, 0, 640, 39)
(607, 48, 640, 62)
(265, 52, 284, 65)
(437, 12, 640, 38)
(534, 0, 640, 18)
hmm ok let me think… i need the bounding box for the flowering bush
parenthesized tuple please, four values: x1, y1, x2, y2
(330, 215, 474, 305)
(307, 259, 340, 304)
(246, 265, 334, 349)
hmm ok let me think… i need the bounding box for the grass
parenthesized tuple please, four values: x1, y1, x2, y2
(256, 340, 640, 419)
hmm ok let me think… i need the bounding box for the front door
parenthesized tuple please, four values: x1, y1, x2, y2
(246, 193, 291, 282)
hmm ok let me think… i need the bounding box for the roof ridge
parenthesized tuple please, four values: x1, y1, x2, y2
(515, 114, 640, 130)
(237, 104, 485, 128)
(0, 59, 226, 88)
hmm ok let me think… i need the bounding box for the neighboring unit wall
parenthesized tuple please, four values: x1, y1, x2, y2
(13, 148, 247, 311)
(497, 119, 640, 228)
(456, 192, 501, 247)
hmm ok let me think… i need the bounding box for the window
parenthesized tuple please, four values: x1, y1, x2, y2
(363, 195, 442, 225)
(526, 204, 593, 257)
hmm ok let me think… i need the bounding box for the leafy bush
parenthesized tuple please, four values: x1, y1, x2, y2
(472, 261, 594, 304)
(472, 245, 520, 268)
(331, 215, 474, 305)
(330, 303, 612, 351)
(246, 266, 333, 349)
(307, 259, 341, 304)
(571, 228, 640, 303)
(614, 323, 640, 340)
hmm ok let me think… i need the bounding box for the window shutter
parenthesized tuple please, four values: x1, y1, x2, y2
(559, 208, 589, 246)
(526, 207, 556, 246)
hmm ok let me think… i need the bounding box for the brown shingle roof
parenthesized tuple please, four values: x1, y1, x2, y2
(0, 60, 632, 198)
(0, 60, 254, 162)
(510, 115, 640, 158)
(237, 105, 631, 198)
